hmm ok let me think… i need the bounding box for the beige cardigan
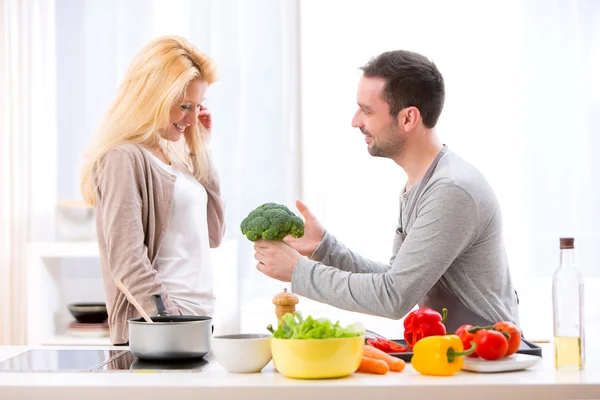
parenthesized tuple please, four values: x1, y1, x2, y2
(94, 144, 226, 344)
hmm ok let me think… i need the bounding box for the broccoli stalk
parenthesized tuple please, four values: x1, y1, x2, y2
(240, 202, 304, 241)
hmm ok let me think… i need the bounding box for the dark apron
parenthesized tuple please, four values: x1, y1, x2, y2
(396, 145, 493, 332)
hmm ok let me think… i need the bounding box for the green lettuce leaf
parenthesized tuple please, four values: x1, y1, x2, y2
(267, 311, 364, 339)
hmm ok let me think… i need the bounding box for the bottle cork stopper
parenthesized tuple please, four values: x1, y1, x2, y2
(560, 238, 574, 249)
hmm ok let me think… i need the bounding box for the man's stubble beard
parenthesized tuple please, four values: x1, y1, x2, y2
(366, 121, 405, 159)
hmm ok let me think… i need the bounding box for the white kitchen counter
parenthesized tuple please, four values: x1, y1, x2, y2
(1, 345, 599, 400)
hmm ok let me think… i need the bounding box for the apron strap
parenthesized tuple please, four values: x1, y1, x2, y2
(400, 145, 448, 234)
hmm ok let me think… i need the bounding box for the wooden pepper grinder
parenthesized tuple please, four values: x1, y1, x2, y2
(272, 288, 299, 321)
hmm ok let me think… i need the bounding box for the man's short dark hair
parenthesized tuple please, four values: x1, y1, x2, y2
(360, 50, 445, 128)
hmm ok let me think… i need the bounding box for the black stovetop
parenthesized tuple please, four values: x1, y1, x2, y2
(0, 349, 213, 372)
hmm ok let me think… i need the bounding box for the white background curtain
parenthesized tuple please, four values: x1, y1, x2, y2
(1, 0, 57, 344)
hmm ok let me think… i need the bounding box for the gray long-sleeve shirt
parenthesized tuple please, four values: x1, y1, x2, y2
(291, 150, 520, 332)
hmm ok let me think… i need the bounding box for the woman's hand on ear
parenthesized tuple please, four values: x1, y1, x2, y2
(198, 105, 212, 134)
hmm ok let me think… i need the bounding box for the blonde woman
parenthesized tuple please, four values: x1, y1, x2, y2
(80, 36, 226, 345)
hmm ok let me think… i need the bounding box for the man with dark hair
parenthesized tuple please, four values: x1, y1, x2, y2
(254, 50, 519, 331)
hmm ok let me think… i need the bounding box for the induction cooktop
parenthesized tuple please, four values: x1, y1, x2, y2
(0, 349, 213, 373)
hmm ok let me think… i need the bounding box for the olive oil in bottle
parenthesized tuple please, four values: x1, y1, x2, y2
(552, 238, 585, 370)
(554, 336, 582, 367)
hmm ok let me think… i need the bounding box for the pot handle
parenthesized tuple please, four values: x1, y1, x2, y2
(151, 294, 170, 317)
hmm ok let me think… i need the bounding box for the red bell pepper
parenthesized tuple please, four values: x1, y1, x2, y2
(403, 307, 447, 348)
(366, 338, 409, 353)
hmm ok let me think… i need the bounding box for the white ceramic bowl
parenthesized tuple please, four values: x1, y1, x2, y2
(56, 199, 96, 241)
(212, 333, 272, 373)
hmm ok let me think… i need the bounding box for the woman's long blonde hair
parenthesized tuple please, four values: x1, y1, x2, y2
(80, 35, 218, 205)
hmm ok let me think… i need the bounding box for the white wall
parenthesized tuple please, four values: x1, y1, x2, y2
(54, 1, 115, 333)
(297, 0, 600, 340)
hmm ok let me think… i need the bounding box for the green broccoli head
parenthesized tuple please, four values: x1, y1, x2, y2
(240, 202, 304, 241)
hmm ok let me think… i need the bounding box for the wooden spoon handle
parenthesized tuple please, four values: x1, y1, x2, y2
(115, 280, 153, 323)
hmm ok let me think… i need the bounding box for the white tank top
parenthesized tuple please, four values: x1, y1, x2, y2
(143, 148, 214, 317)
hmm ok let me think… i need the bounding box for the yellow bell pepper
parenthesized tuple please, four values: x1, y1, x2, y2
(411, 334, 476, 376)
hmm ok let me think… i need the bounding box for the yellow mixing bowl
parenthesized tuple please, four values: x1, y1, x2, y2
(271, 336, 364, 379)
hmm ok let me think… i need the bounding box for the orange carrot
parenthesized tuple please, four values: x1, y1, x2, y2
(363, 345, 406, 372)
(357, 356, 389, 374)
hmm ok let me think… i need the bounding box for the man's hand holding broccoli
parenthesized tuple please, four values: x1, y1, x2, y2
(241, 201, 326, 282)
(282, 200, 325, 256)
(253, 239, 301, 282)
